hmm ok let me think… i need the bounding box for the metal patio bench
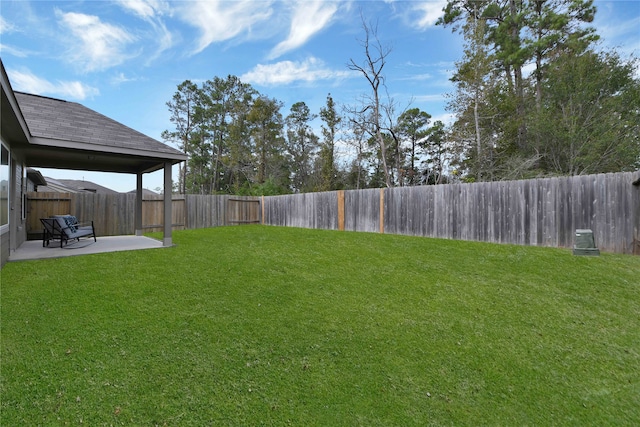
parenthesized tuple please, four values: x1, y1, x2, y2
(41, 216, 96, 248)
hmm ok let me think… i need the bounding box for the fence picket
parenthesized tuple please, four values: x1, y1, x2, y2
(26, 171, 639, 254)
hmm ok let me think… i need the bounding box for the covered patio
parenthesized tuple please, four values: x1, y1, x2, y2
(2, 59, 187, 265)
(8, 235, 165, 262)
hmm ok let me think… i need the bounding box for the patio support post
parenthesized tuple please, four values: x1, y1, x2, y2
(135, 172, 143, 236)
(163, 162, 172, 246)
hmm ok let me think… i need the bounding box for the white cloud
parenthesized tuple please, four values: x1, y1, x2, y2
(0, 16, 16, 34)
(115, 0, 171, 20)
(522, 61, 537, 79)
(397, 73, 433, 81)
(596, 15, 640, 57)
(56, 9, 137, 72)
(412, 1, 447, 30)
(0, 44, 29, 58)
(115, 0, 174, 60)
(433, 112, 456, 126)
(7, 68, 99, 100)
(241, 57, 354, 86)
(110, 72, 139, 85)
(412, 93, 446, 103)
(177, 0, 274, 54)
(268, 0, 338, 59)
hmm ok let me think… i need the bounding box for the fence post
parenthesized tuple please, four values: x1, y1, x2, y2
(338, 190, 345, 231)
(135, 172, 143, 236)
(163, 162, 172, 246)
(379, 188, 385, 234)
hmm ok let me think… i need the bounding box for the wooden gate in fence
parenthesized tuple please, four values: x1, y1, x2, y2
(141, 196, 186, 232)
(226, 198, 261, 225)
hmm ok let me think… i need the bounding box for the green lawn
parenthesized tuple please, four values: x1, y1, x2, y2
(2, 226, 639, 426)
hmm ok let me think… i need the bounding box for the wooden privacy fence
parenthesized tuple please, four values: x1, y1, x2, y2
(26, 193, 259, 239)
(26, 172, 639, 254)
(27, 192, 135, 239)
(262, 172, 640, 254)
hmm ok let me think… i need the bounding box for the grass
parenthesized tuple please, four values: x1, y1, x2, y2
(1, 225, 639, 426)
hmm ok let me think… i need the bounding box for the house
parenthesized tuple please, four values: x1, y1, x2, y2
(25, 168, 46, 192)
(38, 177, 119, 194)
(1, 59, 187, 268)
(127, 188, 160, 197)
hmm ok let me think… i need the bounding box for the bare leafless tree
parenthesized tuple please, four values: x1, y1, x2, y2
(347, 17, 393, 188)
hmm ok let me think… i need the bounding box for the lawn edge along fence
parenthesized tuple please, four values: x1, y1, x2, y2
(27, 171, 639, 254)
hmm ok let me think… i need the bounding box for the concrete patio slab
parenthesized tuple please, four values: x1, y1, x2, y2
(8, 235, 166, 262)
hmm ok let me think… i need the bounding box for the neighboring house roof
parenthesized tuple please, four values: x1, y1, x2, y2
(39, 177, 119, 194)
(26, 168, 47, 186)
(127, 188, 159, 197)
(6, 82, 186, 174)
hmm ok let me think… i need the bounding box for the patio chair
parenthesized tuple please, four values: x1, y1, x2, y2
(40, 215, 96, 248)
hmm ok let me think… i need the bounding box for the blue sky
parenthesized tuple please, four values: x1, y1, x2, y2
(1, 0, 638, 192)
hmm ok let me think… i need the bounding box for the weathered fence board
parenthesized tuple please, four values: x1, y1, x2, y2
(141, 196, 185, 233)
(261, 171, 639, 254)
(184, 194, 229, 228)
(26, 193, 71, 239)
(26, 171, 639, 254)
(264, 192, 338, 230)
(27, 193, 262, 238)
(343, 188, 380, 233)
(227, 198, 261, 225)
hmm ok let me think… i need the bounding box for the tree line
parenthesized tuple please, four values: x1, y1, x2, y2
(163, 0, 639, 195)
(440, 0, 639, 181)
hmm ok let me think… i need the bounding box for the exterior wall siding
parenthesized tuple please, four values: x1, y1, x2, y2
(0, 228, 8, 268)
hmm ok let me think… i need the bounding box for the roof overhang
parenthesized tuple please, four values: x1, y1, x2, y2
(23, 136, 186, 174)
(26, 168, 47, 186)
(1, 65, 31, 146)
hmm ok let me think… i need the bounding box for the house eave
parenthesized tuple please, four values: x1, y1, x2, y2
(19, 148, 180, 174)
(29, 136, 187, 162)
(1, 64, 31, 146)
(26, 168, 47, 186)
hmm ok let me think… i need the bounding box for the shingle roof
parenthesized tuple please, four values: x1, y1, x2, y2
(40, 177, 119, 194)
(26, 168, 47, 186)
(15, 92, 182, 157)
(127, 188, 160, 197)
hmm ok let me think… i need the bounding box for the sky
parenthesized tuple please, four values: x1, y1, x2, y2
(1, 0, 638, 193)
